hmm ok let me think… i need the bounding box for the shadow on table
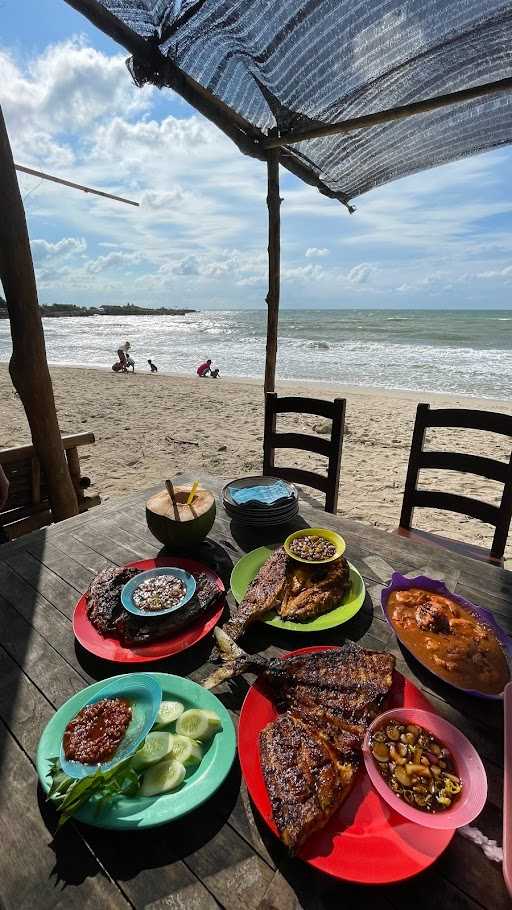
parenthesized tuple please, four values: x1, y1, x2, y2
(228, 514, 310, 551)
(38, 760, 241, 885)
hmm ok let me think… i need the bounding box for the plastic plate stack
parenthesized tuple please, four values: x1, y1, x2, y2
(222, 476, 298, 527)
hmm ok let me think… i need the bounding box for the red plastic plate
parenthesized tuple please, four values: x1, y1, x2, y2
(238, 645, 455, 884)
(73, 557, 225, 663)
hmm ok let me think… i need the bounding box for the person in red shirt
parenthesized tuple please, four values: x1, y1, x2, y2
(197, 358, 212, 377)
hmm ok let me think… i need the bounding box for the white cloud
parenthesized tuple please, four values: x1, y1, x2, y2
(31, 236, 86, 264)
(346, 263, 374, 284)
(85, 251, 145, 274)
(305, 247, 329, 258)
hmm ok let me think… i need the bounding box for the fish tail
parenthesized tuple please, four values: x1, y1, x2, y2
(203, 627, 262, 689)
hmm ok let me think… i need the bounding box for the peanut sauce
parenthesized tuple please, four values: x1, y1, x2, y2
(63, 697, 132, 764)
(388, 588, 510, 695)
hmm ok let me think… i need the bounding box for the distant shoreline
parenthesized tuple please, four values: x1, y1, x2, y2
(0, 304, 196, 319)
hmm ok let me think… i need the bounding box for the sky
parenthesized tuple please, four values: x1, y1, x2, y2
(1, 0, 512, 310)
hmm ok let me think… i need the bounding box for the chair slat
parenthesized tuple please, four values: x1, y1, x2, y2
(270, 432, 331, 458)
(269, 465, 329, 495)
(269, 396, 336, 419)
(413, 491, 499, 526)
(418, 407, 512, 436)
(420, 451, 509, 483)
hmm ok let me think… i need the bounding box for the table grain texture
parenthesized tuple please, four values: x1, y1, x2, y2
(0, 473, 509, 910)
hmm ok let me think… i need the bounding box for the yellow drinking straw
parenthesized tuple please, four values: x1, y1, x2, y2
(187, 480, 199, 505)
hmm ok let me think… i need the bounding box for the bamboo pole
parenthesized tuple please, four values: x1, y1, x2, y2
(264, 75, 512, 148)
(264, 149, 281, 394)
(0, 106, 79, 521)
(15, 164, 139, 206)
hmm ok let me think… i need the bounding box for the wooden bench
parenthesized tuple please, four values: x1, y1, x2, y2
(0, 432, 101, 540)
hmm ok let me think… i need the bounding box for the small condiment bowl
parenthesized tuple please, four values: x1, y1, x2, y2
(60, 673, 161, 779)
(283, 528, 345, 564)
(121, 567, 196, 618)
(363, 707, 487, 830)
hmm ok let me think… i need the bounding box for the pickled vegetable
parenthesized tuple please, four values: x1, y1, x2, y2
(369, 720, 462, 813)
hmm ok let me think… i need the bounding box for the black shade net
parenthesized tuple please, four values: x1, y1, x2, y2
(94, 1, 512, 205)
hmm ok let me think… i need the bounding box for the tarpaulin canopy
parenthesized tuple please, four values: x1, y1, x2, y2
(68, 1, 512, 208)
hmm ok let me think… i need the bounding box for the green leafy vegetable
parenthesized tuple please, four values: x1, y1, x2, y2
(46, 757, 141, 828)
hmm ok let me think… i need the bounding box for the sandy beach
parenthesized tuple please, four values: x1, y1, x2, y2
(2, 363, 511, 563)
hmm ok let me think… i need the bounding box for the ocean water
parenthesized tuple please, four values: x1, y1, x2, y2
(0, 309, 511, 399)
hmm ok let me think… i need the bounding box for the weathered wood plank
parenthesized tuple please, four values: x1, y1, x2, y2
(0, 720, 129, 910)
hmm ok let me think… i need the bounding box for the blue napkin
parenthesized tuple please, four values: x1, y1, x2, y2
(231, 480, 293, 506)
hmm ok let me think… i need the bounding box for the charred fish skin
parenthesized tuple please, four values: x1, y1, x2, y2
(259, 713, 354, 852)
(223, 547, 288, 641)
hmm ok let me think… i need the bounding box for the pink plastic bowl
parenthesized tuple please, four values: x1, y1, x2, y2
(363, 707, 487, 830)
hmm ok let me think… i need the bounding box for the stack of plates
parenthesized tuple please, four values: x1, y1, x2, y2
(222, 476, 299, 527)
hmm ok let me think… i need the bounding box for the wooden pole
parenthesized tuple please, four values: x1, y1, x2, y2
(15, 164, 139, 206)
(264, 149, 281, 394)
(264, 75, 512, 148)
(0, 107, 79, 521)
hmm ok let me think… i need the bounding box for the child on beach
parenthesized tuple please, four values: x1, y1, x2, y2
(197, 358, 212, 377)
(148, 359, 158, 372)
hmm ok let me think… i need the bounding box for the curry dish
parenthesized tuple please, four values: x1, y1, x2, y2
(388, 588, 510, 695)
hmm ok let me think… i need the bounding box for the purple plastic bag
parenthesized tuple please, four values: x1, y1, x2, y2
(381, 572, 512, 701)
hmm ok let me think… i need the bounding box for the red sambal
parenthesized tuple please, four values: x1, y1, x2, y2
(63, 697, 132, 764)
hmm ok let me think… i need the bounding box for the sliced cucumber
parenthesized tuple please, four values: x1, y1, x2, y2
(203, 710, 222, 734)
(155, 700, 185, 728)
(170, 734, 203, 767)
(175, 708, 212, 741)
(131, 732, 173, 770)
(141, 758, 186, 797)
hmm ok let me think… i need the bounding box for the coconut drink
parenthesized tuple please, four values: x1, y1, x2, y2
(146, 481, 216, 548)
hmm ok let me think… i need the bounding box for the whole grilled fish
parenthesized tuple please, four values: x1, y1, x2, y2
(207, 628, 395, 853)
(222, 546, 288, 641)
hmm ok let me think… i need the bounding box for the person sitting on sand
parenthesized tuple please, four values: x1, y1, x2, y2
(197, 358, 212, 377)
(116, 341, 131, 372)
(148, 359, 158, 373)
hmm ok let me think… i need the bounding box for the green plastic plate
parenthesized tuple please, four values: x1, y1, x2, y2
(36, 672, 236, 830)
(230, 546, 366, 632)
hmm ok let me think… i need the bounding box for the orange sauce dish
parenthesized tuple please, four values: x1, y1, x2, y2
(388, 588, 510, 696)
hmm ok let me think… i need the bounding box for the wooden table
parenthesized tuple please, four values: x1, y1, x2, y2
(0, 474, 509, 910)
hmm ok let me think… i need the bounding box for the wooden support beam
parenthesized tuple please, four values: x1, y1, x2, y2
(264, 75, 512, 148)
(264, 149, 281, 394)
(0, 106, 79, 522)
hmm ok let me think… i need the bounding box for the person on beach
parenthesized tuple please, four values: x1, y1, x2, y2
(126, 353, 135, 372)
(116, 341, 131, 372)
(197, 358, 212, 377)
(148, 359, 158, 373)
(210, 367, 220, 378)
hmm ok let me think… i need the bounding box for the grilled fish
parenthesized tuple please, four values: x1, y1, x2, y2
(206, 629, 395, 852)
(86, 567, 221, 645)
(260, 713, 356, 851)
(280, 558, 351, 621)
(223, 547, 288, 641)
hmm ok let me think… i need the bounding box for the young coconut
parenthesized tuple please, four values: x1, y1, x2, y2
(146, 483, 216, 548)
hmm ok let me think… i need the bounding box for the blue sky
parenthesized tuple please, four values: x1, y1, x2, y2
(1, 0, 512, 309)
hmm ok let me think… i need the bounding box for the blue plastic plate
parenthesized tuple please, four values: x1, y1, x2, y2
(59, 673, 162, 779)
(121, 567, 196, 618)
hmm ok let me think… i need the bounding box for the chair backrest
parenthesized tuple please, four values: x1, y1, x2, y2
(263, 392, 346, 513)
(400, 403, 512, 561)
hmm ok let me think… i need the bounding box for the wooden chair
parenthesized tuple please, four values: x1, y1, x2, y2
(398, 403, 512, 566)
(0, 432, 101, 540)
(263, 392, 346, 513)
